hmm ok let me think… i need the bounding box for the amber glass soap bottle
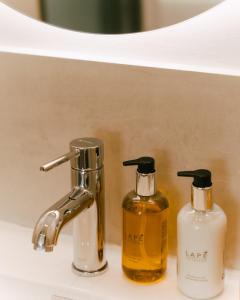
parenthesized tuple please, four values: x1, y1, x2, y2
(122, 157, 169, 283)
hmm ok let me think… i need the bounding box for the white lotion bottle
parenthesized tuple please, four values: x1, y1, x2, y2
(177, 170, 227, 299)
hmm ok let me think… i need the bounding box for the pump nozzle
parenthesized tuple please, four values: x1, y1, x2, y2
(123, 157, 155, 174)
(177, 169, 212, 188)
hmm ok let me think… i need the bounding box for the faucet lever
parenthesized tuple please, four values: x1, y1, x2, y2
(40, 149, 80, 172)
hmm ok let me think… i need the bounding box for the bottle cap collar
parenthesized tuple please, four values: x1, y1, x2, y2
(136, 171, 156, 196)
(191, 185, 213, 211)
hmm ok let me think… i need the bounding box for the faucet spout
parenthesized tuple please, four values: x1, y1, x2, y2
(32, 188, 93, 252)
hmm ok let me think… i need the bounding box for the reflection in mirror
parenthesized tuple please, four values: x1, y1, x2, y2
(2, 0, 224, 34)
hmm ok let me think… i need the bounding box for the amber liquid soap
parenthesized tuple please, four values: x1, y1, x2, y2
(122, 157, 169, 283)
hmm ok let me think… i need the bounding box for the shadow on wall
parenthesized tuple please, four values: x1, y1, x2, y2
(95, 129, 124, 244)
(154, 149, 182, 256)
(209, 159, 239, 269)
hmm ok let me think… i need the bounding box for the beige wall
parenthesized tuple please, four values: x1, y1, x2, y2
(0, 53, 239, 270)
(1, 0, 40, 19)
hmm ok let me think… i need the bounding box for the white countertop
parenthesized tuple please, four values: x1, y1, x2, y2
(0, 221, 239, 300)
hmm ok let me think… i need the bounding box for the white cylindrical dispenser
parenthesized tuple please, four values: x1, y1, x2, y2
(177, 170, 227, 299)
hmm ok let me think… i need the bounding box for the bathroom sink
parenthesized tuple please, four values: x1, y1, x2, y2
(0, 275, 104, 300)
(0, 221, 238, 300)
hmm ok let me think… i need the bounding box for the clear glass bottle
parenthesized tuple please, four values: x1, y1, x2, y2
(122, 157, 169, 283)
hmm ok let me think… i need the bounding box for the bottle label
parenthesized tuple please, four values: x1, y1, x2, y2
(127, 233, 144, 244)
(122, 208, 168, 269)
(185, 250, 208, 262)
(178, 244, 224, 290)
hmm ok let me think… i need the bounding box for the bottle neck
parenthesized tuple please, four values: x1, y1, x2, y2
(136, 171, 156, 196)
(191, 185, 213, 211)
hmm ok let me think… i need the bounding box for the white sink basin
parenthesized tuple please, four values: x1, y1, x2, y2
(0, 221, 238, 300)
(0, 275, 105, 300)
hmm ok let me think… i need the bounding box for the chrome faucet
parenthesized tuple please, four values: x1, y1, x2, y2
(32, 137, 107, 276)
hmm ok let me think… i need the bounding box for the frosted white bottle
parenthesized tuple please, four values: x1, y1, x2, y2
(177, 170, 227, 299)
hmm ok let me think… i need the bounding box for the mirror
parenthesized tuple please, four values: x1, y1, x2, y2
(1, 0, 224, 34)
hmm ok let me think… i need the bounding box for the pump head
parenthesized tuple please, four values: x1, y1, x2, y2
(123, 157, 155, 174)
(177, 169, 212, 188)
(123, 157, 156, 196)
(177, 169, 213, 211)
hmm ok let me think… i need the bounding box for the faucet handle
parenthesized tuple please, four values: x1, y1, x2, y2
(41, 138, 103, 172)
(40, 149, 80, 172)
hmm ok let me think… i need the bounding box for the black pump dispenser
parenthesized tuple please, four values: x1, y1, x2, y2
(177, 169, 212, 188)
(123, 157, 156, 196)
(123, 157, 155, 174)
(177, 169, 213, 211)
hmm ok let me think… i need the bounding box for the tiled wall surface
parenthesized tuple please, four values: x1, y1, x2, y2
(0, 53, 239, 269)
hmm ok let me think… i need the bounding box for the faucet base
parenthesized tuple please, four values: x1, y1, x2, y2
(72, 262, 108, 277)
